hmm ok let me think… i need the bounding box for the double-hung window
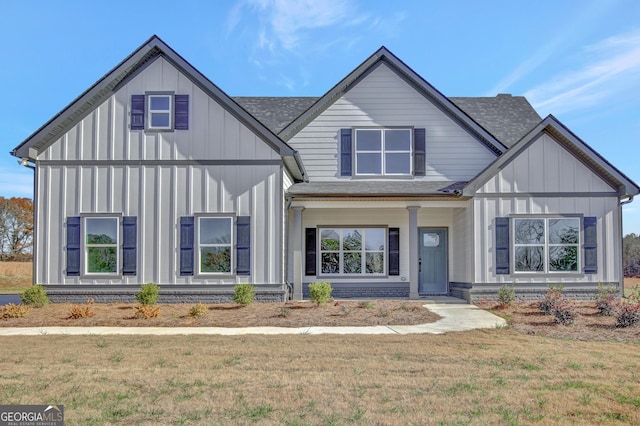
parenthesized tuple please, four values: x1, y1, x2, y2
(355, 129, 412, 176)
(84, 217, 119, 275)
(513, 217, 580, 273)
(148, 94, 173, 130)
(319, 227, 386, 275)
(198, 217, 233, 274)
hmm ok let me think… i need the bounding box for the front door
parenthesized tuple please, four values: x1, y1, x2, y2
(418, 228, 448, 293)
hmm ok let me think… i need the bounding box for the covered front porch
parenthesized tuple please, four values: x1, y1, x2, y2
(287, 198, 472, 301)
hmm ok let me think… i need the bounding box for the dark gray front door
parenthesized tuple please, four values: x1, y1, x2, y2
(418, 228, 448, 293)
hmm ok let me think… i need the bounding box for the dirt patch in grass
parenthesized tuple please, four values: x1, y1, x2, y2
(482, 301, 640, 342)
(0, 300, 440, 328)
(0, 261, 32, 293)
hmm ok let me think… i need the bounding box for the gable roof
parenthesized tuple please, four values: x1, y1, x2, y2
(10, 35, 306, 181)
(276, 46, 508, 155)
(464, 115, 640, 199)
(234, 95, 540, 148)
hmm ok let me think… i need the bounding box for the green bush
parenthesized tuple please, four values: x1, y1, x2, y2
(497, 284, 515, 307)
(308, 281, 332, 306)
(232, 284, 255, 306)
(20, 285, 50, 307)
(134, 283, 159, 306)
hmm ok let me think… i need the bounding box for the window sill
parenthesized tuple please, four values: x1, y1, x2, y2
(510, 272, 585, 278)
(317, 274, 389, 279)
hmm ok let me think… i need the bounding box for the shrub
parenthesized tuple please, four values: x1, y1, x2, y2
(189, 302, 208, 318)
(134, 283, 159, 306)
(20, 285, 50, 307)
(1, 303, 30, 319)
(596, 294, 616, 316)
(67, 299, 96, 319)
(308, 281, 332, 306)
(133, 305, 161, 319)
(614, 301, 640, 328)
(232, 284, 256, 306)
(627, 285, 640, 302)
(553, 298, 577, 326)
(539, 284, 563, 315)
(497, 284, 515, 307)
(359, 301, 374, 310)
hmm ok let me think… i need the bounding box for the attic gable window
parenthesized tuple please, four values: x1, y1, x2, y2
(130, 94, 189, 131)
(148, 94, 172, 130)
(355, 129, 412, 176)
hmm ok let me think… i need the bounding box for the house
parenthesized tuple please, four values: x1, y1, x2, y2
(11, 36, 639, 303)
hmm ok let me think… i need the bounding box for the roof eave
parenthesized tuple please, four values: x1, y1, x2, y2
(12, 35, 299, 165)
(463, 115, 640, 198)
(278, 46, 507, 155)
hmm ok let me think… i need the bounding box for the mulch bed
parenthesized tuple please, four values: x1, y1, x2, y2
(0, 300, 440, 328)
(480, 301, 640, 342)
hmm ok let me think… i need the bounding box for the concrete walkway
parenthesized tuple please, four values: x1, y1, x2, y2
(0, 302, 506, 336)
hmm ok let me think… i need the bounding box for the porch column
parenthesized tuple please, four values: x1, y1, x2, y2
(407, 206, 420, 299)
(291, 206, 305, 300)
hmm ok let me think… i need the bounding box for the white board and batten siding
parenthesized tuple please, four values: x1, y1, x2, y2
(36, 57, 284, 286)
(474, 133, 621, 284)
(288, 63, 497, 181)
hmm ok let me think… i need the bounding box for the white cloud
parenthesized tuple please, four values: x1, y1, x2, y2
(525, 28, 640, 116)
(240, 0, 353, 50)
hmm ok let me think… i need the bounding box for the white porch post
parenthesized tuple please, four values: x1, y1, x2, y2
(407, 206, 420, 299)
(291, 206, 305, 300)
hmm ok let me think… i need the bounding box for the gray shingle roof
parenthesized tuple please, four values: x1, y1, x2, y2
(451, 95, 541, 147)
(233, 94, 541, 147)
(287, 181, 467, 197)
(233, 97, 319, 134)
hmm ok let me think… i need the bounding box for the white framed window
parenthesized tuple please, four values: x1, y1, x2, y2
(319, 227, 386, 275)
(513, 217, 580, 273)
(355, 129, 412, 176)
(84, 217, 119, 275)
(198, 216, 233, 274)
(147, 94, 173, 130)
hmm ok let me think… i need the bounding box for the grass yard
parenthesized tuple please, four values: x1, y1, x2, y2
(0, 331, 639, 425)
(0, 261, 31, 293)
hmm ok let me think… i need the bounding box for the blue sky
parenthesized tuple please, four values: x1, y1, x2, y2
(1, 0, 639, 233)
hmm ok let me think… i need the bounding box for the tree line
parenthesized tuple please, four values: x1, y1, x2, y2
(624, 233, 640, 277)
(0, 196, 33, 261)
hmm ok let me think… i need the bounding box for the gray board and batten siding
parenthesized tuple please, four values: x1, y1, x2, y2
(33, 54, 289, 301)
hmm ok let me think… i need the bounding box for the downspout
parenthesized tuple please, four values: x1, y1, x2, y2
(18, 158, 36, 285)
(619, 195, 634, 298)
(619, 195, 634, 206)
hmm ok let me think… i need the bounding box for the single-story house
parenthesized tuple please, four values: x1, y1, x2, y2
(11, 35, 639, 303)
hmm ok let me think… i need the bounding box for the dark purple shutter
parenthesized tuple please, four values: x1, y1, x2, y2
(180, 216, 195, 276)
(122, 217, 137, 276)
(414, 128, 426, 176)
(174, 94, 189, 130)
(495, 217, 510, 275)
(388, 228, 400, 275)
(66, 217, 81, 276)
(305, 228, 317, 276)
(340, 129, 352, 176)
(583, 216, 597, 274)
(131, 95, 145, 130)
(236, 216, 251, 275)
